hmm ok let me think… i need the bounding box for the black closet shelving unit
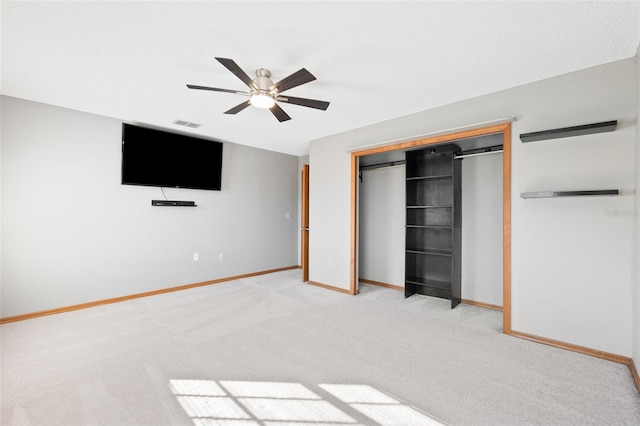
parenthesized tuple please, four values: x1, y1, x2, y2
(405, 144, 461, 308)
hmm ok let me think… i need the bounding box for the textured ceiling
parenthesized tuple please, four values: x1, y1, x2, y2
(2, 1, 639, 156)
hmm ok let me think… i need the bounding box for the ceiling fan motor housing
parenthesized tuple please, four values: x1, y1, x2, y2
(254, 69, 274, 95)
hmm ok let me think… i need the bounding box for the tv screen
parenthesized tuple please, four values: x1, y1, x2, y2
(121, 123, 223, 191)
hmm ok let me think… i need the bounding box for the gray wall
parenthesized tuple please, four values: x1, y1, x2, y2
(359, 165, 405, 287)
(309, 58, 636, 357)
(1, 96, 299, 317)
(460, 153, 503, 306)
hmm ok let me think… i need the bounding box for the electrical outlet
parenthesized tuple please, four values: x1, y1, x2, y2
(193, 253, 199, 261)
(328, 258, 333, 266)
(285, 212, 291, 219)
(218, 253, 224, 261)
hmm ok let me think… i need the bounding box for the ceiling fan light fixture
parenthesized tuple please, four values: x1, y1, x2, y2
(187, 58, 329, 122)
(250, 92, 275, 109)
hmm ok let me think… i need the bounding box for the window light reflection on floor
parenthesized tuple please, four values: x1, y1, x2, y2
(220, 381, 321, 400)
(318, 384, 398, 404)
(320, 384, 443, 425)
(193, 420, 257, 426)
(170, 379, 444, 426)
(175, 395, 251, 421)
(238, 398, 355, 423)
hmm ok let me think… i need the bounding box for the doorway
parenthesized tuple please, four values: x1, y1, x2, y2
(301, 164, 310, 282)
(349, 122, 512, 334)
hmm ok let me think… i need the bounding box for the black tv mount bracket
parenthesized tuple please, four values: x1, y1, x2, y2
(151, 200, 197, 207)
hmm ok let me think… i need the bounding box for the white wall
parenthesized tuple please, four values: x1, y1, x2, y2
(309, 58, 636, 356)
(358, 166, 405, 287)
(1, 96, 299, 318)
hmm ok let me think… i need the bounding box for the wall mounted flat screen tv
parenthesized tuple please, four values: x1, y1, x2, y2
(121, 123, 223, 191)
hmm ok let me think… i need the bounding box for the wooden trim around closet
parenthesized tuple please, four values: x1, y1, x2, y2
(502, 124, 512, 334)
(350, 153, 358, 295)
(353, 123, 510, 158)
(349, 122, 512, 334)
(0, 266, 299, 324)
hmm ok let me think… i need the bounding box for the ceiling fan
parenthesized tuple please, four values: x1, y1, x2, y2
(186, 57, 330, 122)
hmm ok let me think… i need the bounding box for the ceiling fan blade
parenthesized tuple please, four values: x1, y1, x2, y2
(186, 84, 249, 95)
(270, 103, 291, 122)
(277, 95, 330, 111)
(269, 68, 316, 94)
(224, 100, 251, 115)
(215, 57, 258, 91)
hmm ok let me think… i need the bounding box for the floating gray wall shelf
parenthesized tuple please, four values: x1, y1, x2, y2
(520, 120, 617, 143)
(520, 190, 619, 199)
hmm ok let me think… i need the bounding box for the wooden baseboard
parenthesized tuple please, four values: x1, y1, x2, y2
(307, 280, 353, 295)
(511, 330, 640, 394)
(359, 278, 404, 291)
(357, 280, 504, 312)
(461, 298, 503, 311)
(511, 329, 631, 365)
(631, 359, 640, 394)
(0, 266, 299, 325)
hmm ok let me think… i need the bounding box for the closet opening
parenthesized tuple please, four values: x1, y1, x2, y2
(349, 122, 512, 333)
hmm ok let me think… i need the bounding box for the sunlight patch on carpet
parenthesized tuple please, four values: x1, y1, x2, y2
(170, 380, 444, 426)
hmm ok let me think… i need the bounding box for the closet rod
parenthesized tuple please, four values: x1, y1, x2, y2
(360, 160, 406, 171)
(455, 149, 503, 159)
(360, 147, 503, 170)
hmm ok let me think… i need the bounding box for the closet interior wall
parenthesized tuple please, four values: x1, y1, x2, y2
(358, 137, 503, 307)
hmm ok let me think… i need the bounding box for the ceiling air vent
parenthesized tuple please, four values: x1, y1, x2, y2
(173, 120, 202, 128)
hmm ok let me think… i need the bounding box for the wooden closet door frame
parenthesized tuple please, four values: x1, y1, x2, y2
(301, 164, 310, 282)
(349, 122, 512, 334)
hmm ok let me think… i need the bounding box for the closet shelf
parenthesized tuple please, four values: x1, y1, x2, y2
(520, 190, 619, 199)
(406, 224, 452, 229)
(406, 174, 452, 181)
(406, 249, 452, 256)
(406, 275, 452, 290)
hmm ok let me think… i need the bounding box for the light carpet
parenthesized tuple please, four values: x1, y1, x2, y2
(1, 269, 639, 425)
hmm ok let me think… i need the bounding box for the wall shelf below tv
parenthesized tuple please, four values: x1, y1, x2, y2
(151, 200, 197, 207)
(520, 190, 619, 199)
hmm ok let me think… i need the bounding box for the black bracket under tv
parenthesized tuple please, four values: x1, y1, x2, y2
(152, 200, 197, 207)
